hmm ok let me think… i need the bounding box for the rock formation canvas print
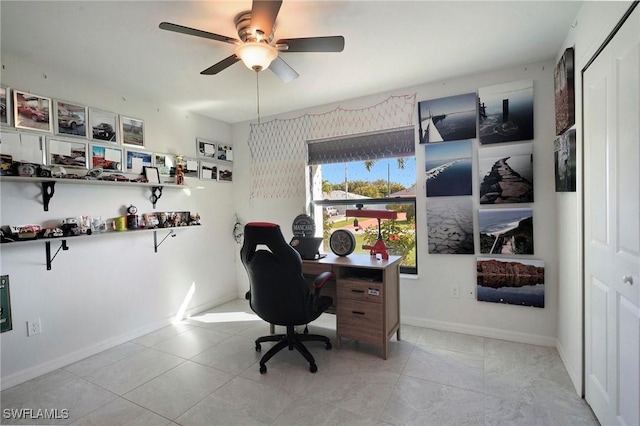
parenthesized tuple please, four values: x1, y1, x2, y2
(554, 128, 576, 192)
(479, 208, 534, 254)
(418, 93, 477, 144)
(478, 80, 534, 145)
(478, 142, 534, 204)
(427, 197, 474, 254)
(554, 47, 575, 136)
(477, 257, 545, 308)
(425, 140, 473, 197)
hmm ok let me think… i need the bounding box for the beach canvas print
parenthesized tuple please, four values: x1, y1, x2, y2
(477, 257, 545, 308)
(427, 197, 474, 254)
(418, 93, 477, 144)
(425, 140, 472, 197)
(554, 129, 576, 192)
(478, 80, 534, 144)
(479, 208, 534, 254)
(479, 142, 533, 204)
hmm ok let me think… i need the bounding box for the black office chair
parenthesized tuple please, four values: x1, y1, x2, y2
(240, 222, 334, 373)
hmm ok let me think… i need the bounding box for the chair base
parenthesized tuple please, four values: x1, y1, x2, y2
(255, 325, 332, 373)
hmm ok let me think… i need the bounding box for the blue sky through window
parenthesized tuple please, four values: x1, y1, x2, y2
(320, 157, 416, 189)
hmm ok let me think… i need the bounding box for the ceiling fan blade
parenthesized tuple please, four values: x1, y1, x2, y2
(200, 55, 241, 75)
(269, 56, 299, 83)
(277, 36, 345, 52)
(159, 22, 239, 45)
(250, 0, 282, 39)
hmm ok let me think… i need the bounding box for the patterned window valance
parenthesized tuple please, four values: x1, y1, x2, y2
(307, 126, 415, 165)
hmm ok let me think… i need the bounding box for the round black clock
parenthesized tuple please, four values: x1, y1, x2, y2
(329, 229, 356, 257)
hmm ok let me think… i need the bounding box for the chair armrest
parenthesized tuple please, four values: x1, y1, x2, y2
(313, 271, 334, 298)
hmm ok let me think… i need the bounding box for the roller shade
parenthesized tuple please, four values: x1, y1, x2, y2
(307, 126, 415, 165)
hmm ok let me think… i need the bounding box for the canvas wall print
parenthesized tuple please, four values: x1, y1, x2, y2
(418, 93, 477, 144)
(89, 108, 118, 143)
(54, 101, 87, 138)
(554, 128, 576, 192)
(197, 138, 216, 158)
(478, 80, 534, 144)
(479, 208, 534, 255)
(217, 144, 233, 162)
(91, 144, 123, 171)
(125, 149, 152, 174)
(1, 86, 12, 127)
(13, 90, 52, 133)
(120, 116, 144, 148)
(477, 257, 545, 308)
(554, 47, 575, 135)
(425, 139, 472, 197)
(479, 142, 533, 204)
(427, 197, 474, 254)
(48, 139, 88, 168)
(199, 160, 217, 180)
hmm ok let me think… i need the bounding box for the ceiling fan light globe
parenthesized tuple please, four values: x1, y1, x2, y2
(235, 42, 277, 72)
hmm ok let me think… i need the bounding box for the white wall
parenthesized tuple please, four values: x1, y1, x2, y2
(0, 52, 238, 389)
(554, 0, 633, 396)
(233, 59, 560, 347)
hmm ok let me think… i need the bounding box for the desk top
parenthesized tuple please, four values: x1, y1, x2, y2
(302, 253, 401, 270)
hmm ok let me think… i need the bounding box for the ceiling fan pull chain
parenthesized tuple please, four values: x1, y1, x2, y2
(256, 70, 261, 124)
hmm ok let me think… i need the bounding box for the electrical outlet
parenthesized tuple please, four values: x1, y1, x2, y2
(27, 318, 42, 336)
(451, 286, 460, 298)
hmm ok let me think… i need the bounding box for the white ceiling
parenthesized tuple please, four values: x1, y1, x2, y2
(1, 1, 582, 124)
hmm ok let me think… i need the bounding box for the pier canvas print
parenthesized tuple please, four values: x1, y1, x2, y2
(427, 197, 474, 254)
(554, 128, 576, 192)
(425, 140, 472, 197)
(554, 47, 575, 135)
(479, 208, 534, 254)
(477, 257, 545, 308)
(478, 80, 534, 144)
(479, 142, 533, 204)
(418, 93, 477, 144)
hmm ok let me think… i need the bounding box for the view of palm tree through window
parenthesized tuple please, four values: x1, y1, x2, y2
(313, 157, 417, 273)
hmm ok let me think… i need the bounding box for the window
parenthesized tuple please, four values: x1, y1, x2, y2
(308, 127, 417, 274)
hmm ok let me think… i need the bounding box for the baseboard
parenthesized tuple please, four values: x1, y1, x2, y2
(0, 293, 237, 391)
(556, 338, 583, 396)
(401, 315, 557, 347)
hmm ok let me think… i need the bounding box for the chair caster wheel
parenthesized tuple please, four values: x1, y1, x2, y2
(326, 342, 332, 350)
(259, 364, 267, 374)
(255, 343, 261, 352)
(309, 363, 317, 373)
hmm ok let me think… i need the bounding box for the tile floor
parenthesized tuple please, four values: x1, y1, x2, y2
(1, 299, 598, 425)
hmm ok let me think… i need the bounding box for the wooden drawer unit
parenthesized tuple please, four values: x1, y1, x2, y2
(301, 262, 333, 276)
(337, 279, 383, 304)
(337, 299, 383, 343)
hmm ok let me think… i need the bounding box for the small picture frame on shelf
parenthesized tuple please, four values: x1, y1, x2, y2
(144, 166, 160, 184)
(47, 138, 88, 169)
(1, 132, 46, 165)
(14, 90, 52, 133)
(54, 100, 88, 139)
(196, 138, 216, 159)
(217, 144, 233, 162)
(153, 153, 176, 176)
(90, 143, 123, 171)
(1, 86, 13, 127)
(120, 116, 144, 148)
(89, 108, 119, 143)
(182, 156, 199, 178)
(125, 149, 152, 174)
(199, 160, 217, 180)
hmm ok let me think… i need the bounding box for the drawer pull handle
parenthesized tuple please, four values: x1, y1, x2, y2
(352, 311, 365, 315)
(351, 289, 365, 293)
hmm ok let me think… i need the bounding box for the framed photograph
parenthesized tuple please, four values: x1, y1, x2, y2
(182, 156, 199, 178)
(154, 153, 176, 176)
(0, 131, 46, 165)
(217, 144, 233, 162)
(425, 139, 472, 197)
(144, 166, 160, 184)
(478, 142, 534, 204)
(13, 90, 52, 133)
(1, 86, 12, 127)
(90, 143, 123, 171)
(89, 108, 118, 143)
(418, 92, 477, 144)
(199, 160, 217, 180)
(477, 257, 545, 308)
(427, 197, 474, 254)
(478, 80, 534, 145)
(478, 207, 534, 254)
(218, 166, 233, 182)
(47, 138, 88, 168)
(555, 47, 575, 136)
(125, 149, 152, 174)
(120, 116, 144, 148)
(54, 100, 87, 138)
(196, 138, 216, 159)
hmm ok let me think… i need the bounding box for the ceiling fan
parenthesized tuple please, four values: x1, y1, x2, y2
(159, 0, 345, 83)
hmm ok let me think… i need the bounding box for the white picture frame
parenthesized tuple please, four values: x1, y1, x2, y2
(1, 86, 13, 127)
(0, 131, 46, 165)
(89, 108, 119, 143)
(13, 90, 52, 133)
(125, 148, 152, 174)
(199, 160, 217, 181)
(54, 100, 88, 139)
(120, 115, 144, 148)
(153, 152, 176, 176)
(217, 144, 233, 162)
(47, 137, 88, 169)
(196, 138, 216, 159)
(90, 143, 123, 172)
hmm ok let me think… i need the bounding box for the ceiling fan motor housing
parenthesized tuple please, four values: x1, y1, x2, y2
(235, 11, 274, 43)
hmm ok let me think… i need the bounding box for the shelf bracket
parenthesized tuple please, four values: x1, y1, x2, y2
(41, 181, 56, 212)
(150, 186, 163, 209)
(153, 229, 175, 252)
(45, 239, 68, 270)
